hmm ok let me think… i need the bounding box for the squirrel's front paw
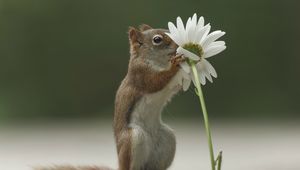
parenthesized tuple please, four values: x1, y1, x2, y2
(170, 55, 185, 67)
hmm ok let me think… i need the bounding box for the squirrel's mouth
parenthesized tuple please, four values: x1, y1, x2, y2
(167, 50, 177, 57)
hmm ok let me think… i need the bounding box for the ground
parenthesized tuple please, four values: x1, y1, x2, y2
(0, 119, 299, 170)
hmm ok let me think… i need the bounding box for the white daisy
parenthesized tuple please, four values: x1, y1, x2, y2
(166, 13, 226, 89)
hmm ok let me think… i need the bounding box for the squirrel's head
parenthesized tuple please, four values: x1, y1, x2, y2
(128, 24, 178, 70)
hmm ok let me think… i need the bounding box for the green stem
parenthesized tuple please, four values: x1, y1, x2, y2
(190, 61, 216, 170)
(217, 151, 223, 170)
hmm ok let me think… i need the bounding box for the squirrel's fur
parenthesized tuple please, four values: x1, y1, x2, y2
(35, 24, 183, 170)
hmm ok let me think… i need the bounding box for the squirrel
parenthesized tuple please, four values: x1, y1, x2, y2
(34, 24, 185, 170)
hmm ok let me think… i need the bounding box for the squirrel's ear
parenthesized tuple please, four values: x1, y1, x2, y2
(139, 24, 152, 31)
(128, 26, 143, 45)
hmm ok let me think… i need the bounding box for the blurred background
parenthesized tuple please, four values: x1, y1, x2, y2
(0, 0, 299, 170)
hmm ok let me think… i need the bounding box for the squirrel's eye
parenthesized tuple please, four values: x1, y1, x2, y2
(152, 35, 163, 45)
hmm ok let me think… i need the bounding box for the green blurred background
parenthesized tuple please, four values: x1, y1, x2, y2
(0, 0, 299, 121)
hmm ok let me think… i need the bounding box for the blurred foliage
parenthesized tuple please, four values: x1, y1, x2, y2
(0, 0, 299, 120)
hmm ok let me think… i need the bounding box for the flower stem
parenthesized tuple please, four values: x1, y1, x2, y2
(216, 151, 223, 170)
(190, 61, 219, 170)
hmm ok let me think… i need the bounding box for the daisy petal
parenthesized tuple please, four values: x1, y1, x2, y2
(201, 31, 226, 49)
(192, 13, 197, 24)
(186, 17, 194, 42)
(196, 16, 204, 29)
(204, 44, 226, 53)
(204, 45, 226, 58)
(186, 17, 192, 32)
(191, 14, 197, 30)
(203, 68, 213, 83)
(195, 24, 210, 44)
(167, 22, 183, 45)
(180, 62, 191, 73)
(167, 22, 177, 34)
(182, 78, 191, 91)
(199, 72, 206, 85)
(202, 59, 217, 78)
(194, 24, 210, 43)
(196, 59, 216, 84)
(188, 14, 197, 42)
(199, 24, 211, 44)
(195, 61, 207, 85)
(180, 69, 191, 80)
(177, 17, 186, 42)
(177, 46, 200, 61)
(166, 33, 181, 47)
(206, 41, 225, 49)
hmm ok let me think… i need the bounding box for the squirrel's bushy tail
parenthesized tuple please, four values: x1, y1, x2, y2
(33, 165, 114, 170)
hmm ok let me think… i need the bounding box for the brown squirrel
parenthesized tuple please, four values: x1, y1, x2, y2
(35, 24, 185, 170)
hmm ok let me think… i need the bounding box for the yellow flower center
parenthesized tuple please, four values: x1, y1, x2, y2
(183, 43, 204, 60)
